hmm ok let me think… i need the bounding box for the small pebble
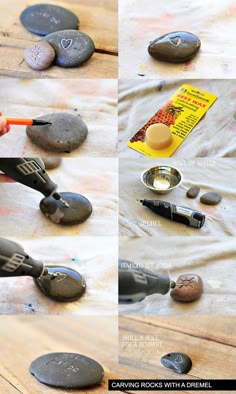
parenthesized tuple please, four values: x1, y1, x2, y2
(148, 31, 201, 63)
(161, 352, 192, 374)
(20, 4, 79, 36)
(44, 30, 95, 68)
(26, 113, 88, 153)
(200, 192, 222, 205)
(40, 192, 92, 225)
(43, 158, 62, 170)
(186, 186, 200, 198)
(170, 274, 203, 302)
(34, 265, 86, 302)
(24, 41, 55, 71)
(29, 352, 104, 388)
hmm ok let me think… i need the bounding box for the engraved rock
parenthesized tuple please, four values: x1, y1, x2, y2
(170, 274, 203, 302)
(24, 41, 55, 71)
(161, 352, 192, 374)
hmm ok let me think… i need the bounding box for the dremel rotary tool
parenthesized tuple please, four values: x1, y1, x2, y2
(119, 259, 175, 303)
(0, 237, 86, 302)
(0, 158, 68, 207)
(140, 199, 205, 228)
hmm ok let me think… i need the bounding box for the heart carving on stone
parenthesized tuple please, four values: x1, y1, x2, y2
(170, 36, 181, 46)
(61, 38, 73, 50)
(174, 355, 183, 363)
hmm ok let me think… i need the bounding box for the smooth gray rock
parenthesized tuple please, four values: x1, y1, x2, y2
(148, 31, 201, 63)
(29, 352, 104, 388)
(161, 352, 192, 374)
(200, 192, 222, 205)
(34, 265, 86, 302)
(40, 192, 92, 225)
(26, 113, 88, 153)
(20, 4, 79, 36)
(43, 30, 95, 68)
(186, 186, 200, 198)
(24, 41, 55, 70)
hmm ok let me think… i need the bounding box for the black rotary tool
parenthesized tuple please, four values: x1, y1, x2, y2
(0, 158, 69, 207)
(119, 259, 175, 303)
(140, 199, 205, 228)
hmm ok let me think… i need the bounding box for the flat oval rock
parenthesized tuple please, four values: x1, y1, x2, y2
(43, 30, 95, 67)
(43, 158, 62, 170)
(148, 31, 201, 63)
(24, 41, 55, 70)
(161, 352, 192, 374)
(200, 192, 222, 205)
(186, 186, 200, 198)
(170, 274, 203, 302)
(40, 192, 92, 225)
(20, 4, 79, 36)
(34, 265, 86, 302)
(29, 352, 104, 388)
(26, 113, 88, 153)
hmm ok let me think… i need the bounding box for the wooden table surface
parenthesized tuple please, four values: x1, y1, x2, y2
(0, 0, 118, 78)
(119, 316, 236, 394)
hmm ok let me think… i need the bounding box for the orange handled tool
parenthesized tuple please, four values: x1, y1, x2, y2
(5, 118, 52, 126)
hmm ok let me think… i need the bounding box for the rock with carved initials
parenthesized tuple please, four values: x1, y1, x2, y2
(148, 31, 201, 63)
(44, 29, 95, 67)
(29, 352, 104, 388)
(34, 265, 86, 302)
(20, 4, 79, 36)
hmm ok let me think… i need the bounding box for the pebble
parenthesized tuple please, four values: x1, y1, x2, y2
(161, 352, 192, 374)
(43, 158, 62, 170)
(186, 186, 200, 199)
(24, 41, 55, 71)
(148, 31, 201, 63)
(34, 265, 86, 302)
(40, 192, 92, 225)
(20, 4, 79, 36)
(29, 352, 104, 388)
(26, 113, 88, 153)
(200, 192, 222, 205)
(43, 30, 95, 67)
(170, 274, 203, 302)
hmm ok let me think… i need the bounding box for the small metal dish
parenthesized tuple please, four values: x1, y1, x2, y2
(141, 165, 182, 194)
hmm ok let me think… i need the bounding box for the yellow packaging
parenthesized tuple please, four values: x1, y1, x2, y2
(127, 84, 218, 158)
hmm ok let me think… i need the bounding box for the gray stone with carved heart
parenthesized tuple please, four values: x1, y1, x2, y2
(43, 29, 95, 67)
(161, 352, 192, 374)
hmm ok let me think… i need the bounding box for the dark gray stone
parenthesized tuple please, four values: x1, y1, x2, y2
(24, 41, 55, 70)
(43, 158, 62, 170)
(148, 31, 201, 63)
(34, 265, 86, 302)
(200, 192, 222, 205)
(20, 4, 79, 36)
(43, 30, 95, 68)
(40, 192, 92, 225)
(29, 352, 104, 388)
(161, 352, 192, 374)
(186, 186, 200, 198)
(26, 113, 88, 153)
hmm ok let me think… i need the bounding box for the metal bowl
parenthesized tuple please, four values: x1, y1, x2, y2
(141, 165, 182, 194)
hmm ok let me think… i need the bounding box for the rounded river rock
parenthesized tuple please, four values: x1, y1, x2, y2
(26, 113, 88, 153)
(161, 352, 192, 374)
(20, 4, 79, 36)
(24, 41, 55, 70)
(40, 192, 92, 225)
(200, 192, 222, 205)
(34, 265, 86, 302)
(148, 31, 201, 63)
(186, 186, 200, 199)
(43, 30, 95, 68)
(43, 158, 62, 170)
(29, 352, 104, 388)
(170, 274, 203, 302)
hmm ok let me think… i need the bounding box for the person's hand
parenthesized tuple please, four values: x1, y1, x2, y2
(0, 116, 10, 136)
(0, 175, 14, 182)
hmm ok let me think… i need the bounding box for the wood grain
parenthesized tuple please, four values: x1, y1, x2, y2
(0, 0, 118, 78)
(119, 316, 236, 394)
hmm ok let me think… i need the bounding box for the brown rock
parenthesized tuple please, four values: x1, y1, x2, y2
(43, 158, 62, 170)
(200, 192, 222, 205)
(170, 274, 203, 302)
(186, 186, 200, 198)
(24, 41, 55, 71)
